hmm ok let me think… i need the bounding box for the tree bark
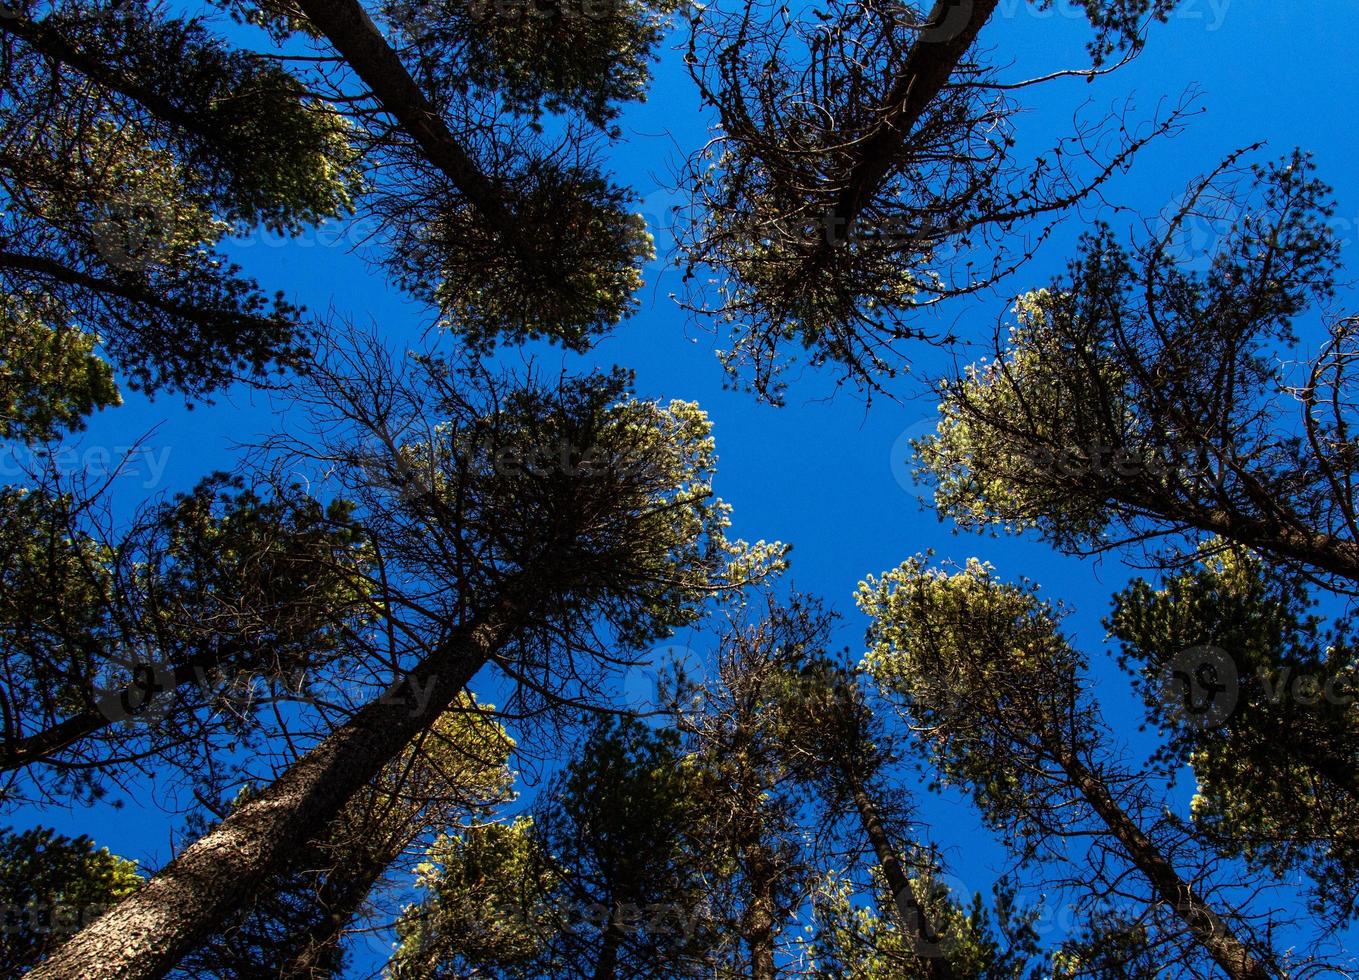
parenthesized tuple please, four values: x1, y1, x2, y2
(847, 775, 956, 980)
(737, 829, 778, 980)
(28, 604, 518, 980)
(1059, 752, 1274, 980)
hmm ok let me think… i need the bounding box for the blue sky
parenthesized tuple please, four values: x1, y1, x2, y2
(8, 1, 1359, 972)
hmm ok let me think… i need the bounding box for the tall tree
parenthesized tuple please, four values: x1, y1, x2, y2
(858, 555, 1285, 978)
(678, 594, 817, 979)
(392, 715, 714, 980)
(1109, 542, 1359, 925)
(680, 0, 1186, 400)
(30, 356, 778, 979)
(807, 871, 1044, 980)
(0, 0, 362, 428)
(913, 151, 1359, 590)
(174, 692, 515, 979)
(776, 652, 959, 980)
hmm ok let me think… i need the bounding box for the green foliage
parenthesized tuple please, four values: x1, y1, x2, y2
(394, 168, 654, 354)
(391, 817, 556, 979)
(0, 825, 141, 975)
(0, 1, 362, 416)
(808, 873, 1043, 980)
(913, 153, 1343, 567)
(392, 716, 713, 978)
(858, 556, 1092, 828)
(383, 0, 679, 129)
(1108, 544, 1359, 921)
(0, 474, 373, 785)
(0, 294, 121, 441)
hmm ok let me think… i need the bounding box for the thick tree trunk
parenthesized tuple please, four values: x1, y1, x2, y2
(293, 0, 515, 237)
(847, 775, 956, 980)
(737, 830, 778, 980)
(29, 607, 517, 980)
(1060, 752, 1273, 980)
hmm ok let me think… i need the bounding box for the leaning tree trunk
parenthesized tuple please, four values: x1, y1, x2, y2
(29, 603, 520, 980)
(293, 0, 515, 236)
(277, 831, 403, 980)
(826, 0, 1002, 235)
(1059, 750, 1274, 980)
(846, 773, 957, 980)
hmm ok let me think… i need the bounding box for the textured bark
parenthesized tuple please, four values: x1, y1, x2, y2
(293, 0, 515, 237)
(28, 608, 516, 980)
(847, 776, 956, 980)
(1059, 751, 1273, 980)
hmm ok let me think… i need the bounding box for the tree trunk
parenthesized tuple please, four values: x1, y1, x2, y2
(591, 901, 624, 980)
(847, 775, 956, 980)
(28, 606, 517, 980)
(737, 830, 778, 980)
(293, 0, 515, 237)
(276, 834, 399, 980)
(829, 0, 1002, 233)
(1060, 752, 1273, 980)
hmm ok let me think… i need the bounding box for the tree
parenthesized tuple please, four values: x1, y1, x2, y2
(393, 715, 714, 980)
(757, 597, 1045, 980)
(676, 593, 819, 980)
(756, 598, 959, 980)
(0, 825, 142, 974)
(858, 556, 1284, 979)
(0, 473, 373, 797)
(171, 693, 514, 979)
(30, 356, 777, 979)
(680, 0, 1187, 401)
(0, 0, 362, 423)
(1108, 542, 1359, 925)
(283, 0, 658, 352)
(807, 872, 1044, 980)
(913, 151, 1359, 590)
(388, 817, 559, 979)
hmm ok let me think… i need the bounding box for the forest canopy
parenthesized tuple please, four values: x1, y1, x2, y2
(0, 1, 1355, 978)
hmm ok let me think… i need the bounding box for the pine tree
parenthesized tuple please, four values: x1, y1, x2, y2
(858, 556, 1282, 979)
